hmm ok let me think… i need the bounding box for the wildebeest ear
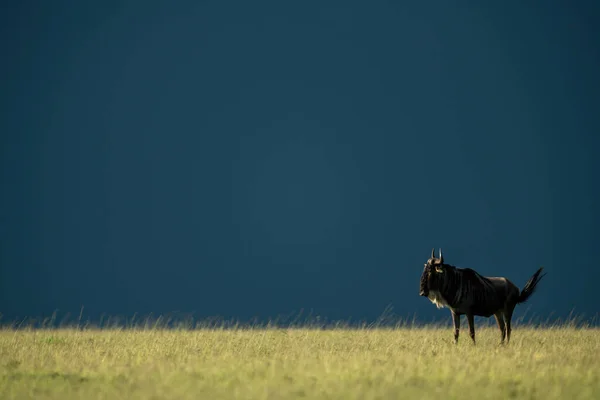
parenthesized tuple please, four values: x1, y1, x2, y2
(435, 265, 444, 273)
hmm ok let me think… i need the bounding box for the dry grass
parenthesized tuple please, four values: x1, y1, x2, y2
(0, 325, 598, 399)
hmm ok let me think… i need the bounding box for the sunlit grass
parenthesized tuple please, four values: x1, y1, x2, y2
(0, 321, 598, 399)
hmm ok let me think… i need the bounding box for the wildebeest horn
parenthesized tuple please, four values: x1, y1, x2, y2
(431, 248, 435, 259)
(439, 248, 443, 263)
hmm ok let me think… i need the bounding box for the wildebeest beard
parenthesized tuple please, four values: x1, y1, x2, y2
(419, 266, 430, 297)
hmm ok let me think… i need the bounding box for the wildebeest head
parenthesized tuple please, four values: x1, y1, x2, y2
(419, 248, 445, 297)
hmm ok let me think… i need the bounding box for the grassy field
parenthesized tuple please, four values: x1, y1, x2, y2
(0, 325, 598, 399)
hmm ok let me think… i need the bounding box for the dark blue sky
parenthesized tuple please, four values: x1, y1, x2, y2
(1, 1, 598, 325)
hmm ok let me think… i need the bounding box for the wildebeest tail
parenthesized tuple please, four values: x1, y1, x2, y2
(518, 267, 546, 304)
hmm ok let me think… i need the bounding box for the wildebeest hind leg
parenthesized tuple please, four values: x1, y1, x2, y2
(504, 308, 514, 344)
(494, 312, 506, 345)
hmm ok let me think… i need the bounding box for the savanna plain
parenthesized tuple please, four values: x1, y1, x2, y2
(1, 322, 599, 400)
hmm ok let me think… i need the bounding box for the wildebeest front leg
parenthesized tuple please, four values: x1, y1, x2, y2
(466, 313, 476, 344)
(451, 311, 460, 344)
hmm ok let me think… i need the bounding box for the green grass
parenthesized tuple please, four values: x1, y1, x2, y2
(0, 325, 598, 399)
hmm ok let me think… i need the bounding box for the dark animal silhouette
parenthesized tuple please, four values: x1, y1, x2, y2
(419, 248, 546, 344)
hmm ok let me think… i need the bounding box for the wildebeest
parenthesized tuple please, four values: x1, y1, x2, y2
(419, 248, 546, 344)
